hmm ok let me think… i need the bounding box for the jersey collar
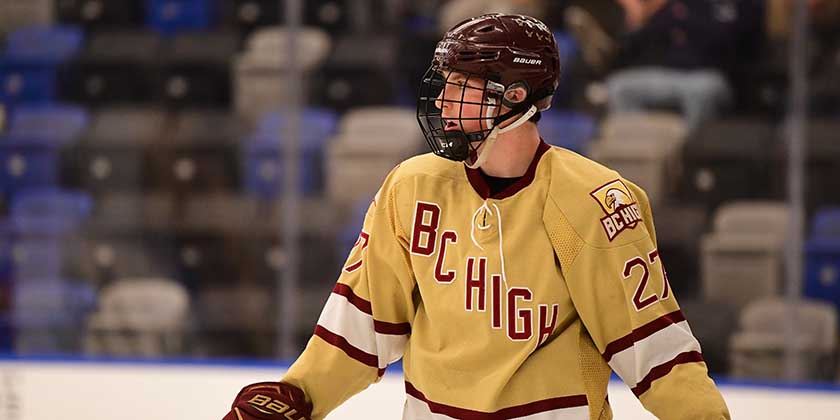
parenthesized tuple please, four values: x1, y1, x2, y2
(464, 140, 550, 200)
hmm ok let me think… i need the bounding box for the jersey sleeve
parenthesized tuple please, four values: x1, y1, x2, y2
(281, 168, 416, 420)
(547, 179, 731, 420)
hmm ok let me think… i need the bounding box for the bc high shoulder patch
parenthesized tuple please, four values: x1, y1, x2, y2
(589, 179, 643, 241)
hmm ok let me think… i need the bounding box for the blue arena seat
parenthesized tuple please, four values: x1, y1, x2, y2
(145, 0, 216, 34)
(804, 207, 840, 316)
(552, 31, 579, 107)
(8, 189, 93, 284)
(0, 135, 61, 193)
(0, 314, 11, 352)
(539, 111, 595, 154)
(0, 221, 13, 303)
(4, 26, 84, 63)
(7, 104, 88, 141)
(0, 64, 57, 106)
(0, 105, 88, 195)
(8, 192, 91, 291)
(554, 32, 579, 66)
(0, 26, 84, 105)
(242, 108, 338, 197)
(812, 208, 840, 238)
(0, 221, 11, 352)
(10, 188, 93, 234)
(13, 278, 97, 354)
(10, 236, 66, 280)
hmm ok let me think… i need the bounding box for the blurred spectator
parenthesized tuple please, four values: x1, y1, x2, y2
(810, 0, 840, 114)
(767, 0, 840, 40)
(767, 0, 840, 114)
(604, 0, 743, 133)
(562, 1, 624, 74)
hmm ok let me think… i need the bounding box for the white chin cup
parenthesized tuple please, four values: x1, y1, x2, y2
(484, 96, 497, 129)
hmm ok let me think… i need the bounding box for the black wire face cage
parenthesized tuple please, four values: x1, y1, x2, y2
(416, 66, 506, 162)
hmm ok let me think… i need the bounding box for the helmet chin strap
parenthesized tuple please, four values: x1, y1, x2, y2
(465, 104, 538, 169)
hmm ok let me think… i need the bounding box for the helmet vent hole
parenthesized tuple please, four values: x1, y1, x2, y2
(456, 50, 499, 62)
(457, 50, 479, 62)
(476, 25, 496, 33)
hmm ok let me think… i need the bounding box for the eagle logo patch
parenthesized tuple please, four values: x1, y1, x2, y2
(590, 180, 643, 241)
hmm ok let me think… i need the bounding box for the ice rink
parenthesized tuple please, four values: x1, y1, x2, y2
(3, 358, 839, 420)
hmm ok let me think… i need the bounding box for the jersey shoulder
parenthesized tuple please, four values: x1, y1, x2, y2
(370, 152, 463, 217)
(542, 145, 652, 248)
(387, 152, 465, 186)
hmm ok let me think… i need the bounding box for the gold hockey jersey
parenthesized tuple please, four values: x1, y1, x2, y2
(282, 141, 731, 420)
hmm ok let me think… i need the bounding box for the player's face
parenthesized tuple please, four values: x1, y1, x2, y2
(434, 71, 497, 134)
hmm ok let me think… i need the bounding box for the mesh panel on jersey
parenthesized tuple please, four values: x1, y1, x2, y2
(545, 209, 584, 271)
(578, 325, 613, 420)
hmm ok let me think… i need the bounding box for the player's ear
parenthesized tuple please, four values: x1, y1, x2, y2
(503, 82, 529, 106)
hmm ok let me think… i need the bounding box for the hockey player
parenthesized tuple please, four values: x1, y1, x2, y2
(223, 14, 731, 420)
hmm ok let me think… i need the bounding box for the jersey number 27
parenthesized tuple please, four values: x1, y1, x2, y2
(623, 249, 671, 312)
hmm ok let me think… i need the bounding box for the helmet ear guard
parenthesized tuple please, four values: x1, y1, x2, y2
(501, 81, 529, 109)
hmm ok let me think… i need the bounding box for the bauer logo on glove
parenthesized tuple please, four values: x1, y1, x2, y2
(222, 382, 312, 420)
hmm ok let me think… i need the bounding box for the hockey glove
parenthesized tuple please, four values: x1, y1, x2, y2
(222, 381, 313, 420)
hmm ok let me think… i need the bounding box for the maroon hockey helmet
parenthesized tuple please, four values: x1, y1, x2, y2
(417, 14, 561, 162)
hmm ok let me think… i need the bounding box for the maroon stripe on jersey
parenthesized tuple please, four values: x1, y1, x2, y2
(405, 381, 588, 419)
(465, 140, 550, 200)
(314, 325, 379, 368)
(374, 319, 412, 335)
(332, 283, 412, 335)
(332, 283, 372, 315)
(602, 309, 687, 362)
(631, 351, 705, 397)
